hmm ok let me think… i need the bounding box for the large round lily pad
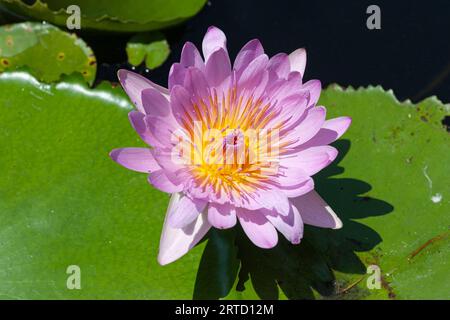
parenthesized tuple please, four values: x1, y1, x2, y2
(0, 22, 96, 84)
(0, 71, 448, 299)
(219, 86, 450, 300)
(0, 0, 207, 32)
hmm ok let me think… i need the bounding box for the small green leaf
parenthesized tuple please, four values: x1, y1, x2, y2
(0, 22, 96, 85)
(0, 0, 207, 32)
(126, 32, 170, 69)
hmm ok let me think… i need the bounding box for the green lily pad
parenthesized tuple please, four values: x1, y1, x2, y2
(217, 87, 449, 300)
(0, 0, 207, 32)
(316, 86, 449, 300)
(126, 32, 170, 69)
(0, 71, 448, 299)
(0, 22, 96, 85)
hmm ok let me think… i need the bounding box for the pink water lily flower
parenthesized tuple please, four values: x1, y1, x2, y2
(110, 26, 351, 265)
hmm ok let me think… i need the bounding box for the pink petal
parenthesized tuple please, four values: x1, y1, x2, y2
(234, 39, 264, 72)
(288, 145, 338, 175)
(128, 111, 164, 148)
(292, 190, 343, 229)
(170, 85, 195, 126)
(275, 166, 310, 187)
(151, 147, 186, 173)
(288, 48, 307, 76)
(158, 193, 211, 265)
(148, 170, 183, 193)
(267, 72, 303, 102)
(141, 88, 170, 117)
(280, 178, 315, 198)
(202, 26, 227, 61)
(146, 115, 175, 147)
(237, 208, 278, 249)
(323, 116, 352, 138)
(207, 203, 237, 229)
(117, 69, 168, 113)
(183, 67, 210, 102)
(168, 195, 207, 228)
(238, 54, 269, 89)
(304, 116, 352, 147)
(302, 80, 321, 107)
(254, 189, 291, 216)
(264, 204, 304, 244)
(205, 48, 231, 87)
(110, 148, 160, 173)
(283, 106, 326, 147)
(180, 41, 204, 69)
(265, 92, 309, 129)
(168, 63, 187, 90)
(268, 53, 291, 79)
(245, 70, 269, 102)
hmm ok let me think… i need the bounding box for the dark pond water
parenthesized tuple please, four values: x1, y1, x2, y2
(90, 0, 450, 109)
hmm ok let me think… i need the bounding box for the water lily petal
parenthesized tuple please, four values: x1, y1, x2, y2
(237, 208, 278, 248)
(275, 166, 309, 187)
(292, 190, 343, 229)
(302, 79, 321, 107)
(180, 41, 204, 69)
(287, 145, 338, 175)
(168, 195, 207, 228)
(283, 106, 326, 147)
(268, 53, 290, 79)
(288, 48, 307, 76)
(208, 203, 237, 229)
(148, 170, 183, 193)
(168, 63, 187, 90)
(323, 116, 352, 139)
(266, 91, 309, 129)
(264, 204, 304, 244)
(202, 26, 227, 61)
(170, 85, 196, 126)
(234, 39, 264, 72)
(254, 189, 291, 216)
(117, 69, 168, 113)
(238, 54, 269, 89)
(158, 193, 211, 265)
(281, 178, 315, 198)
(146, 115, 176, 147)
(128, 111, 164, 148)
(110, 148, 159, 173)
(303, 116, 352, 147)
(184, 67, 211, 102)
(141, 87, 170, 117)
(151, 147, 187, 174)
(205, 48, 231, 88)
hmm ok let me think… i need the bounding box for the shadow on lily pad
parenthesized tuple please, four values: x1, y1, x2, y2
(193, 139, 394, 299)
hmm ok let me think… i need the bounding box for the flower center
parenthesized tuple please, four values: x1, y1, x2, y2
(176, 88, 284, 197)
